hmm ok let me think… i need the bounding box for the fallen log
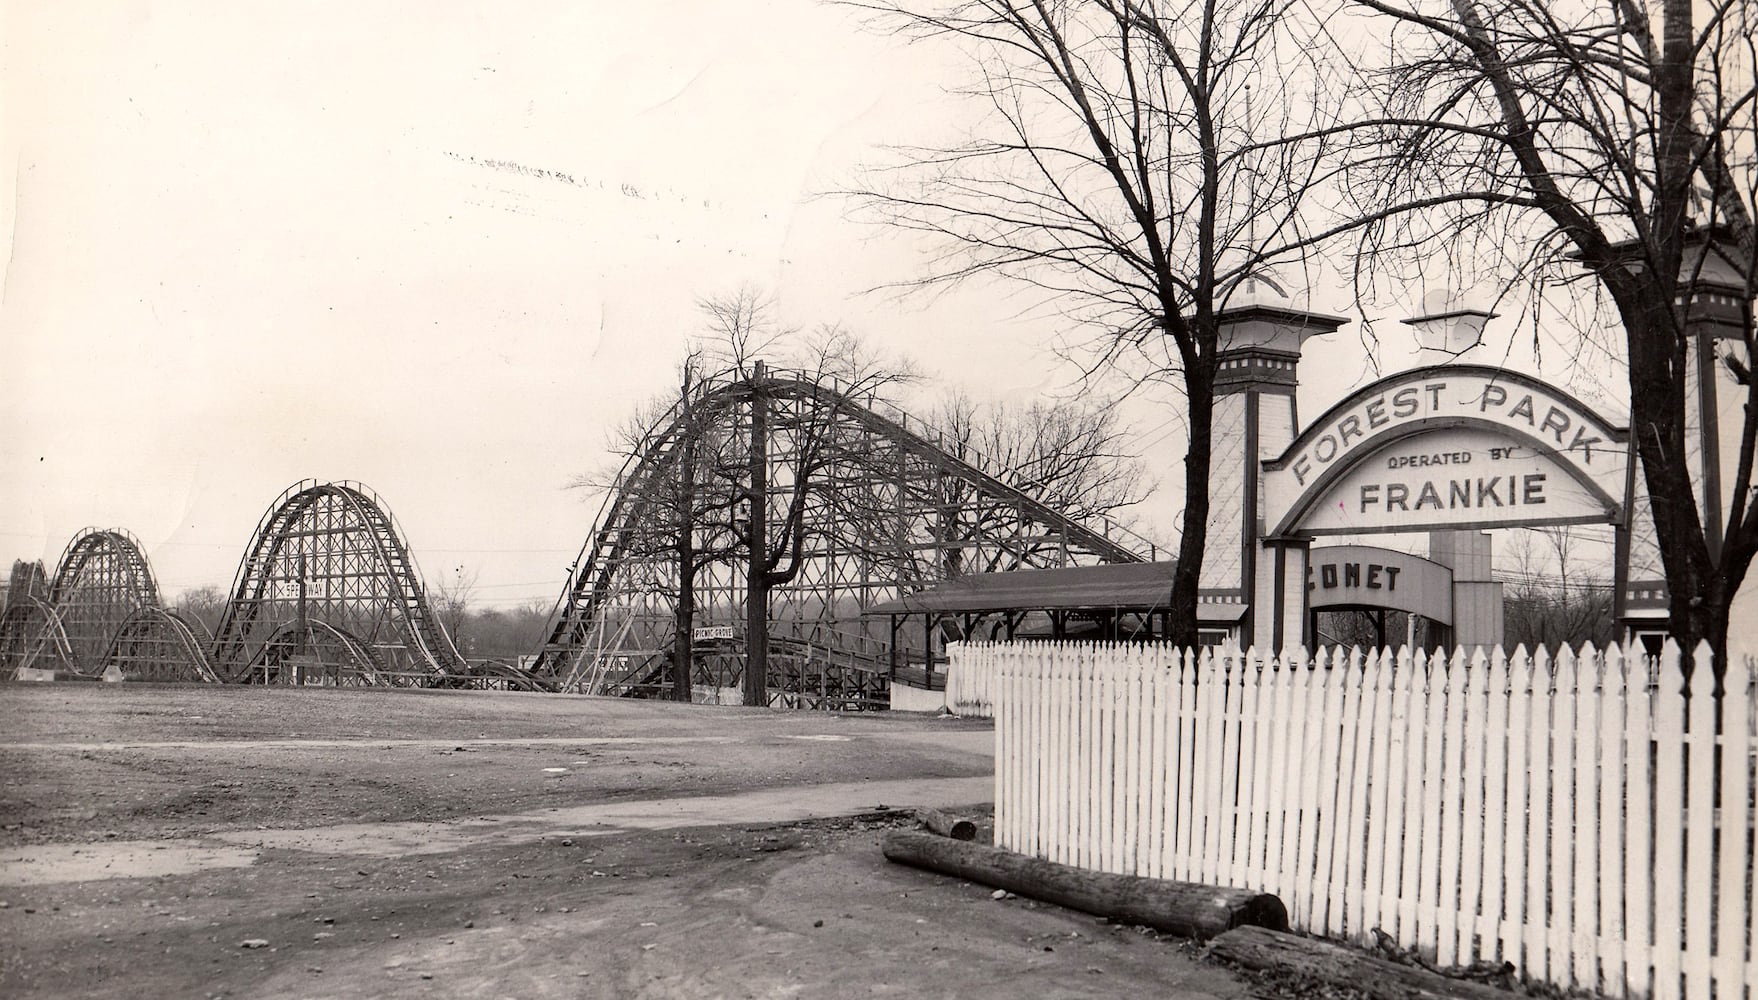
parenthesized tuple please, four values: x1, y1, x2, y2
(915, 808, 978, 841)
(1207, 926, 1515, 1000)
(881, 830, 1287, 939)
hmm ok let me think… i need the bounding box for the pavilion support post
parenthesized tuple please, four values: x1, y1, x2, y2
(888, 615, 899, 678)
(922, 613, 933, 687)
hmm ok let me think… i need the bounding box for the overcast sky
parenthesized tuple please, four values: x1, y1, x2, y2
(1, 1, 1619, 609)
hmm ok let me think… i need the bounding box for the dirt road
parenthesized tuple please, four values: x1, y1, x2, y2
(0, 685, 1248, 999)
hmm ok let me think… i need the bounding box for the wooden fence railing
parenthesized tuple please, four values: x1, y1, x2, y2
(962, 640, 1757, 1000)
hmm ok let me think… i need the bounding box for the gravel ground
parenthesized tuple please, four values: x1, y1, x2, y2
(0, 683, 1249, 999)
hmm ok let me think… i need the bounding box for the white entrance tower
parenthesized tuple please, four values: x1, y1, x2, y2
(1201, 278, 1346, 649)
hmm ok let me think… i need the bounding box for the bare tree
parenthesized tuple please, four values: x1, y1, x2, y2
(572, 291, 923, 705)
(431, 566, 478, 656)
(1313, 608, 1438, 651)
(932, 390, 1153, 573)
(1501, 527, 1618, 652)
(1344, 0, 1757, 671)
(171, 584, 229, 634)
(696, 285, 789, 376)
(732, 323, 922, 705)
(846, 0, 1362, 644)
(572, 353, 747, 702)
(454, 599, 553, 663)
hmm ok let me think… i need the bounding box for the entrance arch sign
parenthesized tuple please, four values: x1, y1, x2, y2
(1264, 366, 1628, 537)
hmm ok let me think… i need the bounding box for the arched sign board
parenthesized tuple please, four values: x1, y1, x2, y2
(1306, 545, 1454, 624)
(1264, 366, 1628, 538)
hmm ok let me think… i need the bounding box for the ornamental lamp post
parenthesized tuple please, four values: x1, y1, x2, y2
(1402, 287, 1498, 358)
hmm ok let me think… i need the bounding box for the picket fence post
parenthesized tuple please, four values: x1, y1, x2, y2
(1547, 646, 1578, 987)
(1304, 643, 1323, 925)
(1052, 642, 1072, 866)
(1455, 648, 1490, 966)
(1712, 653, 1755, 994)
(1259, 647, 1291, 901)
(1410, 649, 1444, 957)
(1570, 645, 1601, 990)
(1145, 645, 1169, 880)
(1340, 646, 1377, 941)
(1283, 646, 1309, 911)
(1651, 641, 1686, 1000)
(1596, 644, 1627, 992)
(1242, 647, 1274, 892)
(1314, 647, 1351, 937)
(1434, 648, 1468, 966)
(1681, 643, 1717, 999)
(1164, 648, 1184, 877)
(1623, 643, 1654, 998)
(1214, 648, 1238, 887)
(1082, 643, 1098, 871)
(1477, 647, 1511, 963)
(1132, 646, 1160, 871)
(1359, 648, 1395, 943)
(993, 645, 1010, 852)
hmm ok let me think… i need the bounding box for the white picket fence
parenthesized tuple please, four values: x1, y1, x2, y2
(945, 651, 1000, 717)
(960, 639, 1758, 1000)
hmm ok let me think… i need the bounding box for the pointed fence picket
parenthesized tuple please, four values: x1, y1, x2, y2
(962, 638, 1758, 1000)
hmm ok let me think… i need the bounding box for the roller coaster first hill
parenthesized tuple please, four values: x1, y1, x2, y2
(0, 365, 1153, 706)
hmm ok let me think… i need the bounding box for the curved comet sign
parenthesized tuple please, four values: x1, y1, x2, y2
(1264, 366, 1628, 537)
(1306, 545, 1454, 624)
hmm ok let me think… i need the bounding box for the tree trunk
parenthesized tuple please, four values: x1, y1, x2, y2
(673, 555, 695, 703)
(881, 831, 1287, 939)
(1618, 271, 1725, 679)
(1639, 0, 1734, 676)
(1168, 352, 1218, 647)
(1207, 926, 1517, 1000)
(744, 369, 770, 708)
(674, 393, 697, 704)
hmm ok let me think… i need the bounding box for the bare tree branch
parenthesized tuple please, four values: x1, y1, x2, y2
(1346, 0, 1757, 672)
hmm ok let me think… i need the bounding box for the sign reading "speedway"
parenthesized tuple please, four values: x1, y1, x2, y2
(1265, 368, 1628, 536)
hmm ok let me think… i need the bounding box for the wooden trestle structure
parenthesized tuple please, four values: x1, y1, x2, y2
(532, 363, 1155, 706)
(0, 369, 1153, 708)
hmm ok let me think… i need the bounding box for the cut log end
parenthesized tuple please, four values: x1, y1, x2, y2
(1230, 893, 1290, 935)
(916, 807, 978, 841)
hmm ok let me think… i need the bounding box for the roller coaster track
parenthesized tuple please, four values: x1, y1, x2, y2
(53, 527, 163, 671)
(590, 619, 895, 707)
(240, 617, 390, 685)
(461, 659, 556, 693)
(48, 528, 160, 606)
(211, 480, 466, 681)
(100, 606, 221, 683)
(2, 372, 1153, 702)
(0, 528, 163, 676)
(536, 366, 1156, 696)
(2, 485, 482, 686)
(0, 597, 76, 676)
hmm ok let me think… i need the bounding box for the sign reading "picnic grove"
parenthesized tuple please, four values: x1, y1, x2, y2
(1263, 368, 1628, 536)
